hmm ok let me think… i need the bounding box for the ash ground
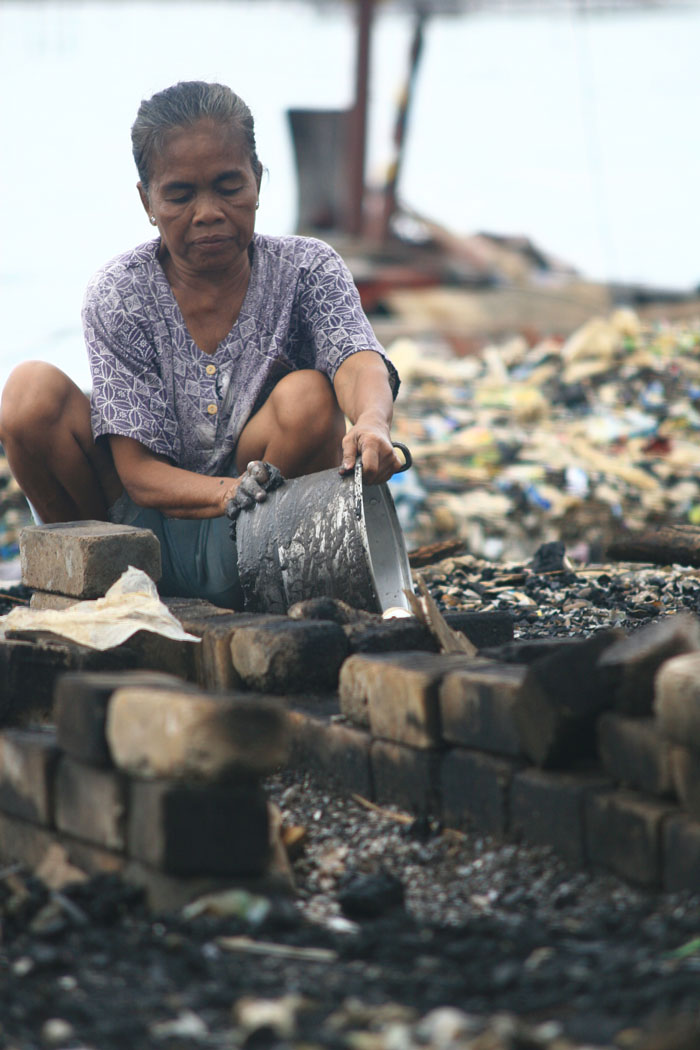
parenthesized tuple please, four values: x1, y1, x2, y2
(2, 559, 700, 1049)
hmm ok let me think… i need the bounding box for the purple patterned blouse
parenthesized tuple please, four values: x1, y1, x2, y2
(83, 234, 399, 476)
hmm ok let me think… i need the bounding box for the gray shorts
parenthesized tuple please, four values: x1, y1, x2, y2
(109, 491, 243, 610)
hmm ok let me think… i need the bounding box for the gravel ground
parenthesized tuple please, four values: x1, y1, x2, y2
(1, 556, 700, 1049)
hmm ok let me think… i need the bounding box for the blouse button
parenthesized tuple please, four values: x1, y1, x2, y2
(207, 403, 218, 415)
(205, 364, 216, 375)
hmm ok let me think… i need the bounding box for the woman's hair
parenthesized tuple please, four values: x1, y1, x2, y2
(131, 81, 263, 190)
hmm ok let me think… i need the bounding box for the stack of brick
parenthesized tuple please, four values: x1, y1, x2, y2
(0, 670, 290, 909)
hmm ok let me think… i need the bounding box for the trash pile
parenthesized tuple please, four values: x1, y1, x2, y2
(388, 310, 700, 563)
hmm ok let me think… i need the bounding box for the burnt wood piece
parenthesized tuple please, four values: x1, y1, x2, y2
(607, 525, 700, 567)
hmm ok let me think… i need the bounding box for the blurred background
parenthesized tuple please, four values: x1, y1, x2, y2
(1, 0, 699, 392)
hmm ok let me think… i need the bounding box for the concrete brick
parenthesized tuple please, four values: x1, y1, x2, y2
(20, 520, 161, 598)
(371, 739, 440, 816)
(585, 789, 676, 887)
(55, 756, 127, 851)
(0, 810, 124, 878)
(663, 813, 700, 893)
(0, 636, 137, 727)
(287, 709, 372, 798)
(480, 637, 584, 665)
(127, 778, 270, 876)
(194, 615, 288, 692)
(343, 618, 439, 655)
(440, 662, 526, 756)
(668, 747, 700, 819)
(598, 713, 674, 797)
(0, 809, 56, 869)
(511, 768, 610, 867)
(513, 629, 625, 768)
(440, 748, 516, 836)
(54, 670, 191, 767)
(107, 685, 288, 780)
(232, 619, 349, 693)
(339, 652, 477, 748)
(0, 727, 58, 824)
(443, 611, 514, 649)
(654, 651, 700, 748)
(121, 631, 198, 682)
(30, 592, 79, 611)
(599, 613, 700, 716)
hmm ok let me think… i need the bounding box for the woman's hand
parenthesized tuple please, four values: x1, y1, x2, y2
(225, 460, 284, 521)
(333, 351, 401, 485)
(340, 416, 402, 485)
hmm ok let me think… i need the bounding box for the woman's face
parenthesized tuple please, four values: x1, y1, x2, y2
(139, 117, 261, 276)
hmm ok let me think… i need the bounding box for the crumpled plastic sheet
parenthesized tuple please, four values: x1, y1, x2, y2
(0, 566, 201, 651)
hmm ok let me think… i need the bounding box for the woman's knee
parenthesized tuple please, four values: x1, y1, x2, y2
(0, 362, 82, 444)
(269, 370, 344, 439)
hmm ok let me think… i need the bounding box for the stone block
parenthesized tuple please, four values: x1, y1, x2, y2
(343, 618, 439, 655)
(599, 613, 700, 716)
(107, 685, 288, 780)
(440, 662, 526, 756)
(55, 756, 127, 852)
(0, 636, 137, 727)
(339, 652, 477, 747)
(30, 592, 79, 611)
(54, 670, 190, 767)
(20, 520, 161, 598)
(585, 789, 676, 887)
(443, 610, 514, 649)
(287, 710, 372, 798)
(0, 809, 56, 869)
(663, 813, 700, 893)
(127, 778, 270, 876)
(0, 727, 58, 824)
(510, 768, 610, 867)
(0, 810, 124, 878)
(513, 628, 625, 768)
(480, 637, 583, 665)
(370, 739, 440, 816)
(654, 651, 700, 748)
(597, 713, 674, 797)
(121, 631, 198, 682)
(194, 615, 288, 692)
(231, 620, 349, 693)
(440, 748, 516, 836)
(668, 747, 700, 819)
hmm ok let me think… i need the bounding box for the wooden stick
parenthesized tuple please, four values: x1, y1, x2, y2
(217, 936, 337, 963)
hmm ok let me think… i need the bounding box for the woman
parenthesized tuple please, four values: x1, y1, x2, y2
(0, 81, 401, 607)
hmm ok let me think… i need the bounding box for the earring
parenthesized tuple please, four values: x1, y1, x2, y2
(255, 201, 260, 210)
(150, 215, 157, 226)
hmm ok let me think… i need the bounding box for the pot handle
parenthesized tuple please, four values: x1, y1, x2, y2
(392, 442, 413, 473)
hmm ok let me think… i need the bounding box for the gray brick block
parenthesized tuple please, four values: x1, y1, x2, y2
(440, 662, 525, 756)
(511, 768, 610, 867)
(440, 748, 516, 836)
(231, 620, 349, 693)
(194, 614, 288, 692)
(0, 727, 58, 824)
(287, 710, 372, 798)
(513, 628, 625, 768)
(127, 779, 270, 876)
(655, 651, 700, 748)
(371, 739, 441, 816)
(30, 592, 79, 611)
(0, 637, 137, 727)
(598, 713, 674, 797)
(20, 521, 161, 597)
(585, 789, 676, 887)
(107, 685, 288, 781)
(55, 756, 127, 851)
(668, 747, 700, 819)
(663, 813, 700, 893)
(600, 613, 700, 716)
(339, 652, 477, 747)
(54, 670, 191, 767)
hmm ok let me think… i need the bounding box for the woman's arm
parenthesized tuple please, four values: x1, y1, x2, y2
(108, 436, 239, 518)
(333, 350, 402, 485)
